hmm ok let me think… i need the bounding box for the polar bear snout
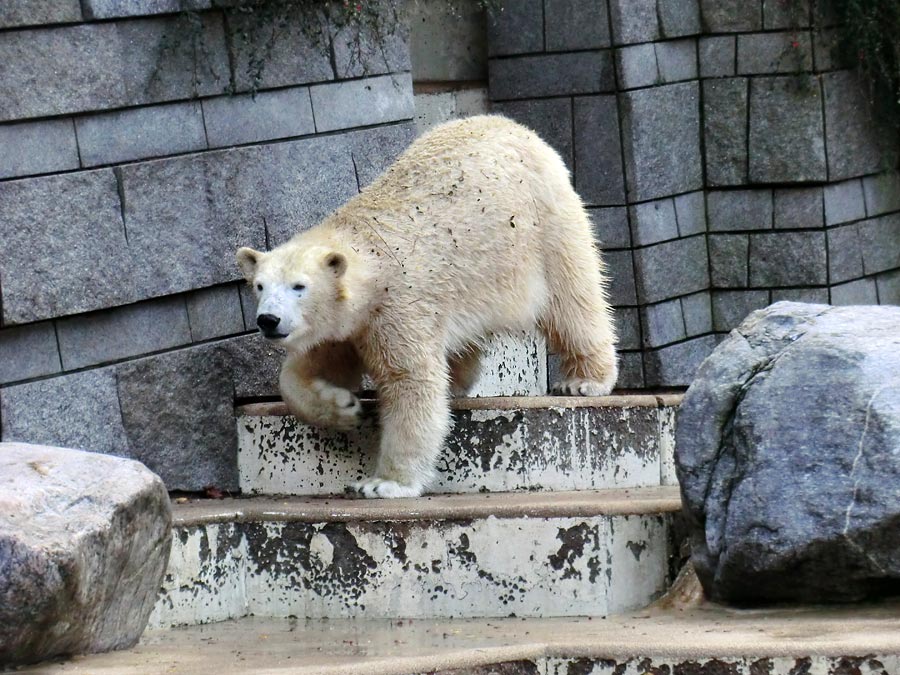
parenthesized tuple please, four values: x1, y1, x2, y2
(257, 313, 286, 339)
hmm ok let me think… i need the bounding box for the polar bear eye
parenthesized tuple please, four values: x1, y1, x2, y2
(256, 283, 263, 291)
(293, 284, 306, 292)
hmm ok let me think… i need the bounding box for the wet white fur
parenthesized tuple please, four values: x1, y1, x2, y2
(237, 115, 618, 499)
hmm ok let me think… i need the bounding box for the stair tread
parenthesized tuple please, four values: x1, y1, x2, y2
(237, 392, 684, 416)
(171, 486, 682, 526)
(32, 603, 900, 674)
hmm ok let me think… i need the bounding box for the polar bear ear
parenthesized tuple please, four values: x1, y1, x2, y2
(236, 247, 263, 281)
(324, 251, 347, 277)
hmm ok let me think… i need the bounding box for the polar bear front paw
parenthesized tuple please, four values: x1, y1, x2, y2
(310, 380, 363, 431)
(348, 477, 423, 499)
(552, 378, 614, 397)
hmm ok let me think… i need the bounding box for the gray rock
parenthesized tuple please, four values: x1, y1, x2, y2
(773, 187, 823, 229)
(544, 0, 610, 51)
(749, 231, 827, 286)
(656, 39, 698, 83)
(699, 36, 736, 78)
(830, 277, 878, 305)
(621, 82, 703, 202)
(641, 298, 686, 348)
(748, 75, 826, 183)
(617, 44, 659, 90)
(709, 234, 749, 288)
(75, 101, 207, 167)
(492, 99, 573, 171)
(700, 0, 762, 32)
(116, 344, 238, 491)
(674, 191, 707, 237)
(0, 442, 171, 666)
(824, 178, 866, 226)
(0, 0, 81, 28)
(0, 118, 79, 179)
(707, 189, 773, 231)
(737, 32, 813, 75)
(310, 73, 415, 133)
(605, 250, 638, 306)
(630, 198, 679, 246)
(702, 78, 748, 186)
(56, 296, 192, 370)
(489, 51, 615, 100)
(675, 302, 900, 603)
(573, 95, 625, 206)
(588, 207, 631, 249)
(0, 322, 61, 385)
(634, 236, 709, 304)
(657, 0, 701, 37)
(712, 289, 770, 331)
(0, 170, 137, 324)
(863, 172, 900, 218)
(203, 87, 315, 148)
(858, 213, 900, 276)
(682, 291, 713, 336)
(608, 0, 659, 45)
(827, 224, 865, 283)
(644, 334, 718, 387)
(186, 285, 246, 342)
(486, 0, 543, 56)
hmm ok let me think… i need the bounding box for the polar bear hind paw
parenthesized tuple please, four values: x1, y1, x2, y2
(552, 378, 614, 397)
(348, 477, 423, 499)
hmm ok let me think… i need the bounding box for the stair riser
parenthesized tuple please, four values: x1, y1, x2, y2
(150, 513, 673, 627)
(238, 405, 678, 495)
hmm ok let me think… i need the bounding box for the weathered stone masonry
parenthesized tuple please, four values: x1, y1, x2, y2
(486, 0, 900, 388)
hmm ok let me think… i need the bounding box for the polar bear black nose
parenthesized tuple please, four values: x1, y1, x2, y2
(257, 313, 281, 332)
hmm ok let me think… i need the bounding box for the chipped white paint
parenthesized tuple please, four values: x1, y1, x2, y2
(470, 330, 547, 397)
(151, 513, 672, 628)
(544, 655, 900, 674)
(238, 403, 677, 495)
(658, 405, 679, 486)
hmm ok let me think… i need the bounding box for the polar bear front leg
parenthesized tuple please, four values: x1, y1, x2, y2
(352, 354, 451, 499)
(279, 342, 364, 431)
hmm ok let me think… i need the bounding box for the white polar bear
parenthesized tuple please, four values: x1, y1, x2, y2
(237, 115, 618, 498)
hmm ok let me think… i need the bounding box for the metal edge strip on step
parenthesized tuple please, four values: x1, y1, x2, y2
(172, 486, 682, 527)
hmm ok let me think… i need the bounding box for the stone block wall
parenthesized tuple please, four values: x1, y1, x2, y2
(487, 0, 900, 388)
(0, 0, 415, 490)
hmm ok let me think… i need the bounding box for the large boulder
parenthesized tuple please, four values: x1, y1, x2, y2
(676, 302, 900, 604)
(0, 442, 171, 665)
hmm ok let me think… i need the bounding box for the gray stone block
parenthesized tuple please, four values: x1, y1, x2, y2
(824, 70, 898, 181)
(615, 307, 642, 351)
(813, 28, 850, 71)
(618, 351, 645, 388)
(311, 74, 414, 133)
(656, 39, 698, 83)
(345, 122, 416, 188)
(703, 78, 748, 186)
(489, 51, 616, 100)
(608, 0, 659, 45)
(605, 249, 638, 306)
(675, 191, 707, 236)
(588, 207, 631, 249)
(330, 0, 410, 79)
(493, 99, 573, 171)
(0, 369, 130, 459)
(0, 322, 61, 385)
(700, 0, 762, 32)
(827, 224, 864, 284)
(764, 0, 811, 28)
(773, 187, 824, 229)
(486, 0, 543, 56)
(771, 287, 829, 303)
(186, 285, 245, 342)
(0, 119, 79, 179)
(712, 289, 770, 331)
(830, 277, 878, 306)
(574, 95, 625, 206)
(682, 291, 713, 336)
(641, 298, 686, 348)
(409, 0, 487, 82)
(699, 36, 736, 78)
(876, 269, 900, 305)
(82, 0, 210, 19)
(858, 214, 900, 276)
(202, 87, 315, 148)
(0, 170, 138, 324)
(630, 198, 678, 246)
(824, 179, 866, 226)
(658, 0, 701, 37)
(0, 0, 81, 28)
(220, 333, 283, 399)
(0, 16, 229, 122)
(707, 189, 773, 231)
(621, 82, 702, 202)
(544, 0, 610, 51)
(863, 172, 900, 217)
(749, 231, 828, 286)
(709, 234, 749, 288)
(643, 334, 718, 387)
(238, 283, 256, 330)
(748, 75, 826, 183)
(737, 32, 813, 75)
(56, 296, 192, 370)
(76, 101, 207, 167)
(617, 44, 659, 90)
(634, 236, 709, 304)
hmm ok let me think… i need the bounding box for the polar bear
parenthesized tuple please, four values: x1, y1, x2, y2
(236, 115, 617, 498)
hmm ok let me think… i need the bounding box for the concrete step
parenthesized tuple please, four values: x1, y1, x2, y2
(237, 394, 682, 496)
(150, 487, 681, 628)
(30, 604, 900, 674)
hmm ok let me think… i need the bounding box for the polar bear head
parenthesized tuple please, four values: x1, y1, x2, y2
(236, 243, 364, 352)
